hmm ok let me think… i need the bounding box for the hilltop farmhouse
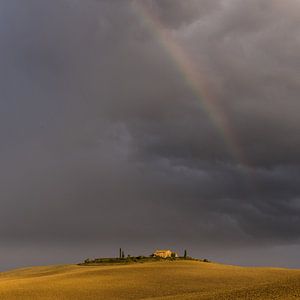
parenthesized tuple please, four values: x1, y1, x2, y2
(152, 249, 178, 258)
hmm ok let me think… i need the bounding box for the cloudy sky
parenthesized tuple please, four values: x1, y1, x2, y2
(0, 0, 300, 270)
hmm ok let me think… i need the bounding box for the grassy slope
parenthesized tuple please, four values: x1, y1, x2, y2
(0, 261, 300, 299)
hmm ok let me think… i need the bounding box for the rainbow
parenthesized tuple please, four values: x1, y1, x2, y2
(131, 1, 248, 167)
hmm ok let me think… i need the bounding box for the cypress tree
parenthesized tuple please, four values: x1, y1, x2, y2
(184, 249, 187, 259)
(119, 248, 122, 259)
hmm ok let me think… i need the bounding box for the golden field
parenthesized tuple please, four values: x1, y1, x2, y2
(1, 260, 300, 299)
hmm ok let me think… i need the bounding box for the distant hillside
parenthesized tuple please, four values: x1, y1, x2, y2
(79, 255, 206, 265)
(0, 260, 300, 299)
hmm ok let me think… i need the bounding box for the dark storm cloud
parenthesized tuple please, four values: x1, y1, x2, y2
(141, 0, 222, 28)
(0, 0, 300, 269)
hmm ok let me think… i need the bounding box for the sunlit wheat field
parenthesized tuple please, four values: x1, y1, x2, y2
(1, 261, 300, 299)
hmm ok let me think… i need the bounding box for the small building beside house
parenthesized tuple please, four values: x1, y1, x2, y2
(152, 249, 178, 258)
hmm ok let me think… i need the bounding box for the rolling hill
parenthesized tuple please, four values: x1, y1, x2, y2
(0, 260, 300, 299)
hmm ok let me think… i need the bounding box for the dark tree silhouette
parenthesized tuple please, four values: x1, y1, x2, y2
(184, 250, 187, 259)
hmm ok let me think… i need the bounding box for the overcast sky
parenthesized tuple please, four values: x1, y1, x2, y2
(0, 0, 300, 270)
